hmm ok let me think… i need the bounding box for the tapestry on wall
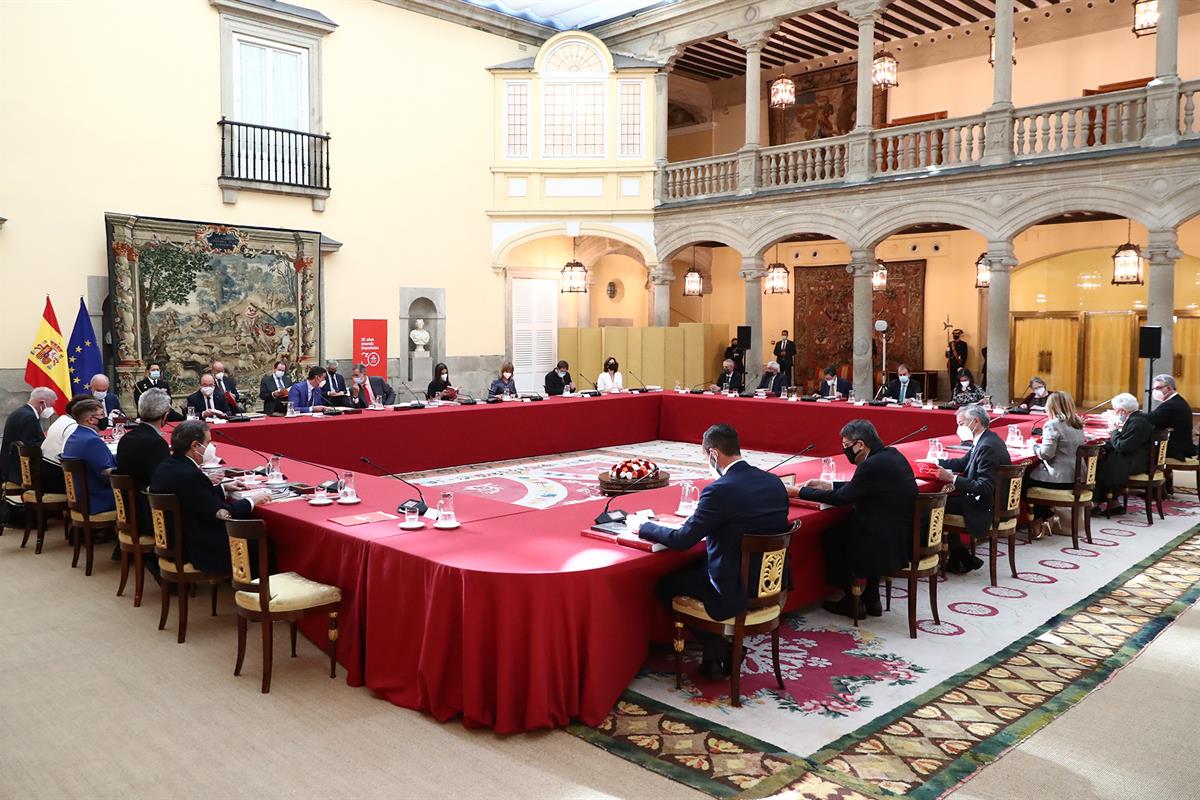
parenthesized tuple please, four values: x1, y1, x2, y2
(767, 64, 888, 146)
(104, 213, 322, 405)
(792, 259, 925, 390)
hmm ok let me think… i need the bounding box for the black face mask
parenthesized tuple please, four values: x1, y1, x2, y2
(843, 443, 859, 465)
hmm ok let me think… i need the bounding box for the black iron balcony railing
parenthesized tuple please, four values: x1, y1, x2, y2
(218, 118, 330, 191)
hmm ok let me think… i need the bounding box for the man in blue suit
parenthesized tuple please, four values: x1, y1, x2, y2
(61, 398, 116, 515)
(287, 365, 331, 413)
(639, 423, 790, 679)
(818, 366, 852, 399)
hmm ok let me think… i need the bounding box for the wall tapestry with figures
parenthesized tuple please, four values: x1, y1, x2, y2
(104, 212, 322, 406)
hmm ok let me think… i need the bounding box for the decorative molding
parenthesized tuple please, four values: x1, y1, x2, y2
(218, 177, 330, 212)
(375, 0, 553, 46)
(209, 0, 337, 35)
(836, 0, 887, 23)
(1146, 229, 1184, 262)
(544, 177, 605, 198)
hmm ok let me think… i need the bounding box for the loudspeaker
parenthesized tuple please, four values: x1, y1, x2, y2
(737, 325, 752, 351)
(1138, 325, 1162, 360)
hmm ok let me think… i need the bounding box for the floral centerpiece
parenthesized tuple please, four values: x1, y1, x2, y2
(599, 458, 669, 495)
(609, 458, 659, 481)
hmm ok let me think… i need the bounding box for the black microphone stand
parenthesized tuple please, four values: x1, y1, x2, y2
(272, 450, 343, 491)
(208, 428, 275, 475)
(594, 468, 661, 525)
(888, 425, 930, 447)
(361, 456, 428, 514)
(765, 444, 816, 473)
(397, 382, 427, 409)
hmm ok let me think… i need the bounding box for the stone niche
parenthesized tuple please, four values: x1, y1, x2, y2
(398, 287, 445, 385)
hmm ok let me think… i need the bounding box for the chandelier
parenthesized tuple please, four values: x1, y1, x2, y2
(974, 252, 990, 289)
(559, 237, 587, 293)
(988, 33, 1017, 66)
(764, 246, 790, 294)
(1111, 232, 1145, 286)
(683, 245, 703, 296)
(872, 259, 888, 291)
(1133, 0, 1158, 36)
(872, 51, 898, 89)
(769, 74, 796, 109)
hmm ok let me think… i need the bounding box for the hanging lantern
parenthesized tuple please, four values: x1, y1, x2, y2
(988, 33, 1017, 66)
(683, 267, 703, 296)
(872, 51, 898, 89)
(769, 74, 795, 109)
(765, 246, 790, 294)
(1132, 0, 1158, 36)
(872, 260, 888, 292)
(1111, 220, 1145, 285)
(559, 237, 587, 293)
(975, 252, 991, 289)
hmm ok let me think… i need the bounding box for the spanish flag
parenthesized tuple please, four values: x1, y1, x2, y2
(25, 297, 71, 414)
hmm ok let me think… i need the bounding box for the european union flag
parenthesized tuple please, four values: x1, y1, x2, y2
(67, 298, 103, 395)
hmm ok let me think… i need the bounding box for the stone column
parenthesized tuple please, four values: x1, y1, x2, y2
(1146, 229, 1181, 394)
(983, 240, 1017, 403)
(729, 23, 774, 196)
(839, 0, 884, 182)
(1144, 0, 1181, 146)
(740, 255, 766, 366)
(648, 263, 673, 327)
(982, 1, 1015, 165)
(848, 249, 876, 400)
(653, 69, 670, 204)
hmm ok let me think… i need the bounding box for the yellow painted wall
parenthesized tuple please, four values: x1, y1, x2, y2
(0, 0, 524, 368)
(1012, 249, 1200, 311)
(591, 254, 649, 326)
(667, 128, 716, 161)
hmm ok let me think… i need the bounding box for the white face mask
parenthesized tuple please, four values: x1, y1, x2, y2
(353, 376, 364, 386)
(214, 371, 225, 380)
(203, 442, 217, 463)
(318, 380, 327, 389)
(39, 405, 54, 420)
(274, 370, 285, 379)
(556, 370, 566, 378)
(898, 375, 909, 384)
(149, 371, 160, 380)
(707, 454, 723, 481)
(956, 424, 975, 442)
(502, 372, 512, 380)
(960, 380, 970, 388)
(440, 372, 448, 381)
(200, 386, 215, 397)
(1033, 387, 1046, 397)
(1153, 388, 1166, 403)
(92, 390, 107, 400)
(827, 378, 836, 386)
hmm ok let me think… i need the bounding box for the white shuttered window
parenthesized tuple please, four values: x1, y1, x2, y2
(511, 278, 558, 393)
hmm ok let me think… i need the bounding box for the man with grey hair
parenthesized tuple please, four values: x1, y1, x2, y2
(1149, 374, 1197, 463)
(88, 373, 122, 418)
(114, 388, 172, 564)
(935, 404, 1010, 574)
(1, 387, 59, 529)
(1095, 392, 1153, 515)
(324, 359, 351, 407)
(710, 359, 744, 393)
(349, 363, 396, 408)
(756, 360, 791, 395)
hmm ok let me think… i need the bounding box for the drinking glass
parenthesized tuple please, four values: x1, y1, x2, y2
(112, 421, 126, 441)
(847, 388, 855, 403)
(678, 481, 699, 515)
(404, 505, 420, 526)
(914, 392, 923, 406)
(437, 491, 456, 525)
(186, 406, 198, 421)
(268, 455, 283, 483)
(339, 471, 356, 500)
(286, 404, 297, 417)
(820, 457, 836, 481)
(312, 484, 328, 502)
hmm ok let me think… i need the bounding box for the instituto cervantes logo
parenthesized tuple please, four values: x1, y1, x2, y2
(32, 339, 64, 369)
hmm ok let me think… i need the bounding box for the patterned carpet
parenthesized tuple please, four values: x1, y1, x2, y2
(568, 499, 1200, 799)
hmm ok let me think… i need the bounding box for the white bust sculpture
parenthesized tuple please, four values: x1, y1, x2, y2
(409, 318, 430, 352)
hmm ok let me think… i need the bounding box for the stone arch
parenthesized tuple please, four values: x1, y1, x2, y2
(494, 223, 655, 271)
(858, 201, 1000, 250)
(533, 31, 615, 75)
(996, 185, 1160, 240)
(746, 215, 856, 258)
(398, 288, 445, 384)
(656, 220, 750, 263)
(1159, 176, 1200, 230)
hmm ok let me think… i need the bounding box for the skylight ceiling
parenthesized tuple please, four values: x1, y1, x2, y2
(460, 0, 675, 30)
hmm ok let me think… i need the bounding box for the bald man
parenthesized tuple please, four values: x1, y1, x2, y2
(88, 374, 122, 417)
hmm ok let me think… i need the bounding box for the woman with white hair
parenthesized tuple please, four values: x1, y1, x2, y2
(1094, 392, 1154, 516)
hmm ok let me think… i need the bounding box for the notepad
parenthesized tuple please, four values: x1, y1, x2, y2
(330, 511, 399, 527)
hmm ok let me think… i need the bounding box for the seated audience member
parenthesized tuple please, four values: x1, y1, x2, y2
(1095, 392, 1153, 516)
(1149, 374, 1197, 462)
(1, 388, 58, 527)
(488, 362, 517, 398)
(724, 337, 744, 371)
(288, 366, 330, 413)
(544, 360, 575, 396)
(951, 368, 986, 406)
(638, 424, 790, 679)
(790, 419, 916, 619)
(61, 399, 117, 515)
(818, 366, 851, 399)
(260, 360, 291, 415)
(935, 404, 1010, 574)
(149, 420, 272, 574)
(323, 359, 351, 408)
(427, 362, 456, 401)
(883, 364, 923, 403)
(116, 388, 172, 553)
(42, 394, 89, 465)
(350, 363, 396, 407)
(1024, 391, 1086, 537)
(210, 359, 244, 412)
(756, 361, 790, 395)
(710, 359, 744, 393)
(1017, 376, 1050, 410)
(186, 374, 231, 419)
(596, 357, 624, 393)
(133, 363, 171, 403)
(88, 373, 123, 424)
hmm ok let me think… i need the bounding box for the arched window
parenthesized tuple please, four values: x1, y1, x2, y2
(543, 41, 604, 76)
(541, 40, 607, 158)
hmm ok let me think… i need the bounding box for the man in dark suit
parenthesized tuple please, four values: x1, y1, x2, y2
(323, 359, 352, 408)
(711, 359, 745, 393)
(755, 361, 791, 395)
(260, 360, 291, 415)
(818, 366, 852, 399)
(544, 360, 576, 396)
(883, 364, 923, 403)
(149, 420, 272, 574)
(793, 419, 917, 619)
(1, 387, 57, 528)
(935, 404, 1010, 573)
(945, 328, 968, 379)
(639, 424, 790, 679)
(210, 360, 243, 413)
(773, 330, 796, 377)
(116, 388, 172, 548)
(133, 363, 171, 404)
(349, 363, 396, 407)
(185, 374, 231, 419)
(1095, 392, 1154, 514)
(88, 374, 123, 422)
(1149, 374, 1197, 462)
(287, 366, 330, 414)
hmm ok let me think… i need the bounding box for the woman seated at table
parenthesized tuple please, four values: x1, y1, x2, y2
(596, 357, 624, 393)
(426, 362, 457, 401)
(488, 362, 517, 398)
(1016, 376, 1051, 411)
(950, 368, 986, 406)
(1023, 391, 1085, 538)
(1094, 392, 1153, 516)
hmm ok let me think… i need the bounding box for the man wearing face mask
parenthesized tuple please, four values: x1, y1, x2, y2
(133, 363, 171, 404)
(288, 366, 331, 413)
(789, 419, 917, 619)
(1, 387, 59, 529)
(210, 359, 243, 412)
(818, 366, 851, 399)
(544, 360, 576, 396)
(61, 398, 118, 516)
(323, 359, 352, 408)
(260, 360, 291, 415)
(934, 404, 1010, 574)
(149, 420, 271, 574)
(756, 361, 791, 395)
(88, 373, 123, 423)
(773, 330, 796, 380)
(116, 389, 172, 562)
(639, 424, 791, 679)
(350, 363, 396, 407)
(710, 359, 744, 393)
(1148, 375, 1197, 463)
(186, 374, 231, 419)
(883, 364, 923, 403)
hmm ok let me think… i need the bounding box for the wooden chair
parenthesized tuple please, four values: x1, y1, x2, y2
(1025, 444, 1101, 549)
(1124, 428, 1170, 525)
(146, 492, 229, 644)
(225, 519, 342, 693)
(110, 474, 156, 607)
(672, 522, 799, 707)
(1, 474, 22, 535)
(944, 464, 1025, 587)
(17, 443, 69, 554)
(1163, 431, 1199, 497)
(60, 457, 117, 576)
(885, 490, 950, 639)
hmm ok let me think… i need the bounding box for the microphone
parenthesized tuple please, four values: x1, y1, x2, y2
(594, 468, 662, 525)
(361, 455, 428, 514)
(627, 370, 650, 393)
(398, 382, 427, 408)
(887, 425, 929, 447)
(575, 373, 601, 397)
(1080, 400, 1111, 415)
(208, 427, 274, 474)
(272, 450, 342, 491)
(766, 444, 816, 473)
